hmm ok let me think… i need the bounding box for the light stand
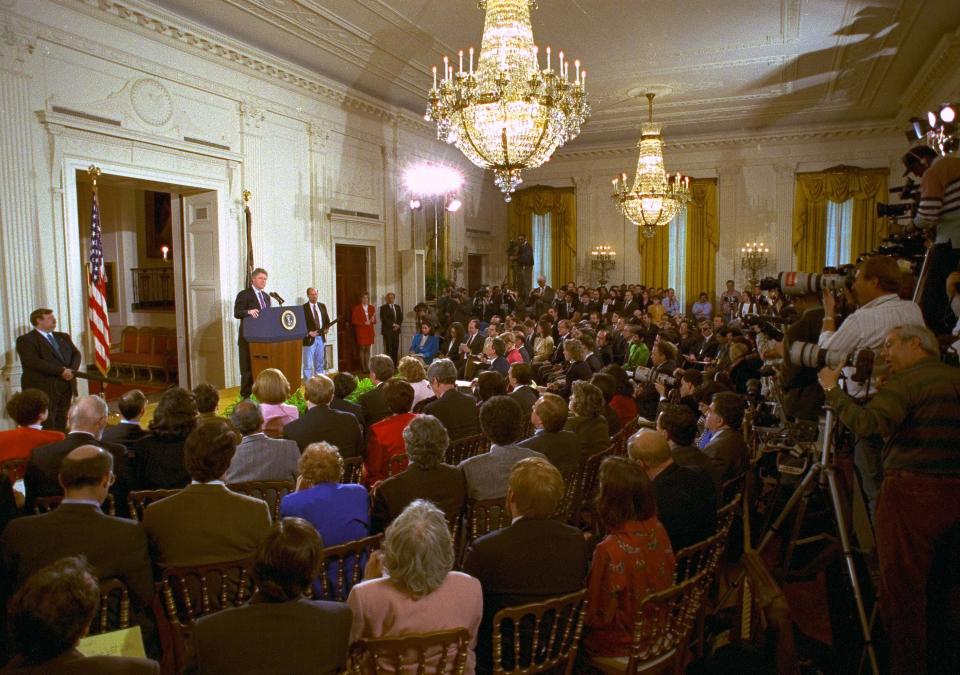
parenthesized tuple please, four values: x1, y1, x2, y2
(403, 164, 464, 301)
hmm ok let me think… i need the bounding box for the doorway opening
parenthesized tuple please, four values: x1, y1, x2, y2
(334, 244, 373, 374)
(74, 171, 223, 398)
(467, 254, 484, 294)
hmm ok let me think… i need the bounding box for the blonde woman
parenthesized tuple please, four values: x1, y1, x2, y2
(253, 368, 299, 427)
(397, 356, 433, 409)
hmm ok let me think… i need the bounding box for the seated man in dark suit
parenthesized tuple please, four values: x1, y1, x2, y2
(283, 375, 363, 457)
(24, 395, 132, 515)
(475, 337, 510, 376)
(462, 458, 589, 675)
(628, 429, 717, 552)
(142, 419, 272, 568)
(423, 359, 480, 442)
(101, 389, 148, 448)
(370, 415, 467, 533)
(517, 393, 580, 479)
(507, 363, 538, 423)
(2, 556, 159, 674)
(656, 404, 719, 492)
(0, 446, 155, 645)
(330, 372, 366, 429)
(548, 338, 592, 399)
(187, 518, 351, 675)
(702, 391, 750, 485)
(359, 354, 394, 428)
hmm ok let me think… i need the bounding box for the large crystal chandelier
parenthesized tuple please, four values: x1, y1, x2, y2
(612, 93, 690, 238)
(426, 0, 589, 201)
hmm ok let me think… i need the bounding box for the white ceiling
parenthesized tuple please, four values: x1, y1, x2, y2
(149, 0, 960, 145)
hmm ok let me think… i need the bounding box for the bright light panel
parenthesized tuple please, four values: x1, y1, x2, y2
(404, 164, 464, 197)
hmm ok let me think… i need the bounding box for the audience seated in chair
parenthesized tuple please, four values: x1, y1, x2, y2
(701, 391, 750, 483)
(0, 389, 64, 464)
(364, 379, 418, 487)
(283, 374, 363, 457)
(1, 556, 159, 673)
(101, 390, 148, 448)
(253, 368, 299, 427)
(462, 457, 589, 675)
(423, 358, 481, 442)
(563, 381, 611, 458)
(193, 383, 221, 422)
(359, 355, 395, 429)
(517, 393, 580, 479)
(628, 429, 717, 552)
(370, 414, 466, 534)
(459, 396, 544, 501)
(603, 364, 639, 428)
(347, 500, 482, 674)
(583, 456, 675, 659)
(398, 356, 434, 410)
(591, 372, 624, 436)
(1, 445, 155, 651)
(225, 400, 299, 484)
(187, 517, 352, 675)
(142, 419, 272, 568)
(657, 404, 720, 492)
(130, 387, 197, 490)
(330, 372, 367, 429)
(506, 363, 538, 422)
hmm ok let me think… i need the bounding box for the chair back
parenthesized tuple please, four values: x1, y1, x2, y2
(154, 557, 256, 674)
(317, 533, 384, 602)
(716, 492, 742, 535)
(33, 493, 116, 516)
(227, 480, 294, 522)
(673, 527, 727, 585)
(342, 456, 364, 484)
(120, 326, 139, 353)
(573, 444, 614, 527)
(135, 327, 154, 354)
(127, 489, 180, 522)
(92, 577, 131, 635)
(348, 627, 470, 675)
(445, 433, 490, 466)
(387, 453, 409, 477)
(552, 465, 582, 524)
(721, 472, 747, 505)
(1, 459, 28, 483)
(462, 498, 511, 553)
(492, 589, 588, 675)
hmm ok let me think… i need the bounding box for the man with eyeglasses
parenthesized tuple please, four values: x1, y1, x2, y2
(818, 324, 960, 675)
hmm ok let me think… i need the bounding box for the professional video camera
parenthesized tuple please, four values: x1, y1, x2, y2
(876, 177, 920, 220)
(758, 265, 857, 298)
(740, 314, 785, 341)
(632, 366, 675, 387)
(786, 341, 875, 383)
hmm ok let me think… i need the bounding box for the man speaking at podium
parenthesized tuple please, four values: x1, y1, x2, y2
(234, 267, 271, 398)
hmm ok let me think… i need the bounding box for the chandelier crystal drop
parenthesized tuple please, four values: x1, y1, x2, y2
(426, 0, 589, 201)
(612, 93, 690, 229)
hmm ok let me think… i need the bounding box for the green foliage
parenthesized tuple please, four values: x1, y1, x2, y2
(347, 377, 375, 403)
(426, 273, 450, 298)
(223, 386, 308, 417)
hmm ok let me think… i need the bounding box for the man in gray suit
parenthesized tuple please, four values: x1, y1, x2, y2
(459, 396, 544, 501)
(225, 400, 299, 484)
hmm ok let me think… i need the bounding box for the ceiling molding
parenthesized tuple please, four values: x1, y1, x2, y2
(898, 25, 960, 119)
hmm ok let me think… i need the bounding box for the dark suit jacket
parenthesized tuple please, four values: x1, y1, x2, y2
(233, 287, 271, 340)
(15, 329, 81, 400)
(283, 405, 363, 457)
(560, 360, 592, 398)
(441, 337, 465, 365)
(517, 429, 580, 478)
(698, 335, 720, 360)
(25, 433, 132, 513)
(379, 303, 402, 336)
(463, 331, 485, 355)
(557, 302, 580, 320)
(508, 386, 539, 421)
(370, 464, 467, 533)
(463, 518, 589, 674)
(489, 356, 509, 376)
(101, 422, 148, 448)
(302, 301, 331, 347)
(0, 503, 154, 611)
(359, 383, 391, 428)
(330, 397, 365, 429)
(423, 389, 480, 441)
(586, 353, 603, 373)
(130, 433, 191, 490)
(702, 429, 749, 483)
(187, 594, 351, 675)
(653, 462, 717, 552)
(670, 444, 719, 491)
(0, 650, 158, 674)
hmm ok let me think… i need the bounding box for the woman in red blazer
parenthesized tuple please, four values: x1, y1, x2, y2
(351, 292, 376, 373)
(363, 380, 416, 487)
(0, 390, 64, 465)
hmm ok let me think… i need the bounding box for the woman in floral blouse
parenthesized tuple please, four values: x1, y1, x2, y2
(583, 455, 676, 657)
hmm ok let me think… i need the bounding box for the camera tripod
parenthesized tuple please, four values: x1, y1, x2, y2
(757, 404, 880, 675)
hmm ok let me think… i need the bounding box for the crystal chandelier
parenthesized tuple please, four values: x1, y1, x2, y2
(426, 0, 589, 201)
(612, 93, 690, 238)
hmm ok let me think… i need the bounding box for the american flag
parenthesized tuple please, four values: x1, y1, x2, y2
(88, 188, 111, 375)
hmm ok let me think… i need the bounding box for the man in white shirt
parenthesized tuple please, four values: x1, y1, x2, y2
(817, 255, 923, 519)
(301, 287, 331, 380)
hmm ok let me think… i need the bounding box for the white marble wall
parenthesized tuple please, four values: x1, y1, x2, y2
(0, 0, 505, 426)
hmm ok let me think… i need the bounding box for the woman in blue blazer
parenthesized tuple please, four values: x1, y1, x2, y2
(408, 321, 440, 364)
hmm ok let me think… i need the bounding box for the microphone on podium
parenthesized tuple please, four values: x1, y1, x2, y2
(269, 292, 285, 306)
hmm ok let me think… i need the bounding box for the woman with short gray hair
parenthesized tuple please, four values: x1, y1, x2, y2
(347, 500, 482, 672)
(370, 415, 466, 533)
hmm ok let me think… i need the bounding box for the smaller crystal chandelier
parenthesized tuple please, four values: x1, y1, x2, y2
(612, 93, 690, 238)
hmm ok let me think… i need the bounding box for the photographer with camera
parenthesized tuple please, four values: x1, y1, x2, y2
(817, 255, 924, 518)
(817, 324, 960, 675)
(778, 291, 825, 421)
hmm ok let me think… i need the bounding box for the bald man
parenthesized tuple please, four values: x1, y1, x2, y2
(628, 429, 717, 551)
(1, 446, 154, 627)
(24, 395, 132, 514)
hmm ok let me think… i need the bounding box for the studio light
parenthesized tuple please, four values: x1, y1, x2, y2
(445, 198, 462, 213)
(403, 163, 464, 197)
(409, 198, 422, 210)
(940, 104, 956, 124)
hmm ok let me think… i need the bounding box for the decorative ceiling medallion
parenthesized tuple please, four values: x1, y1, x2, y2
(130, 78, 174, 127)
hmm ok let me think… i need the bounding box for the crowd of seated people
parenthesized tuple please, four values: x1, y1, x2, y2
(9, 273, 931, 673)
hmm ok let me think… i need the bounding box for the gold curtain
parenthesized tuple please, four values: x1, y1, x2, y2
(793, 167, 888, 271)
(636, 178, 718, 307)
(507, 186, 577, 286)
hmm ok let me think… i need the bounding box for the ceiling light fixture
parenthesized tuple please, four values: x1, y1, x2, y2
(426, 0, 589, 201)
(611, 93, 690, 238)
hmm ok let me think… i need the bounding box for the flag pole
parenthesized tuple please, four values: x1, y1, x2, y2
(243, 189, 254, 277)
(86, 164, 111, 381)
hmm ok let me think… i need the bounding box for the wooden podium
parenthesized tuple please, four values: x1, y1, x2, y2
(242, 306, 308, 389)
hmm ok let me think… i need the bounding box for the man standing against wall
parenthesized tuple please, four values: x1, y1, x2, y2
(379, 293, 402, 365)
(302, 287, 330, 381)
(16, 309, 81, 431)
(233, 268, 270, 399)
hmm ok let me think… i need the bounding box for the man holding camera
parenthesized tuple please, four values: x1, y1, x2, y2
(818, 324, 960, 675)
(817, 255, 923, 519)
